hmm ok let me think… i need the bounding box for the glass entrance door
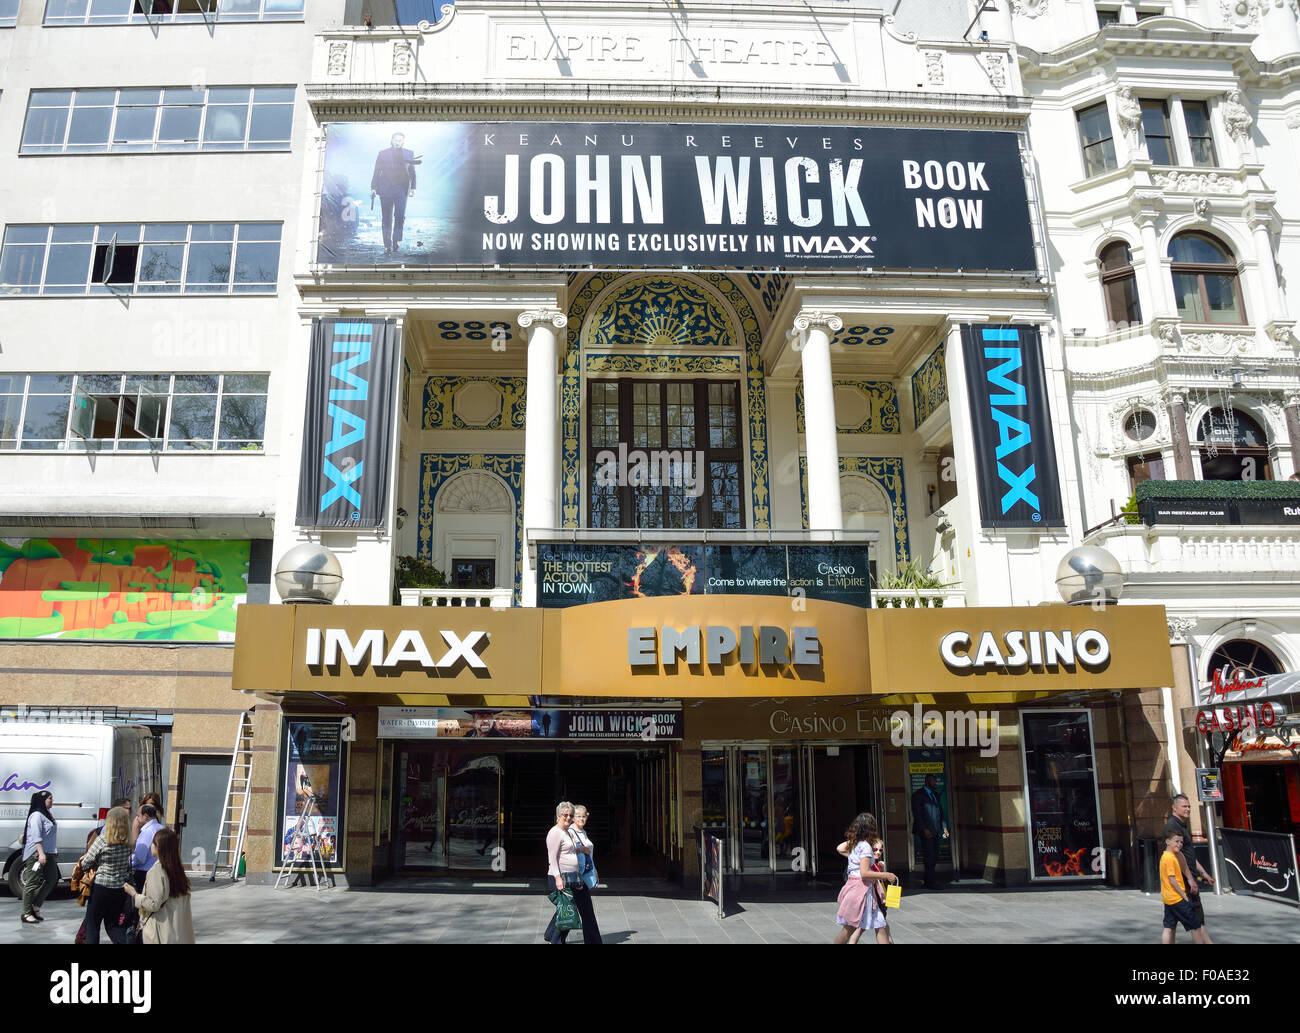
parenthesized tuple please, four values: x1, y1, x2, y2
(704, 742, 880, 876)
(395, 747, 501, 871)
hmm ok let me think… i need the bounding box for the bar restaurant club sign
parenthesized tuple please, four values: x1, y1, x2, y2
(317, 122, 1037, 271)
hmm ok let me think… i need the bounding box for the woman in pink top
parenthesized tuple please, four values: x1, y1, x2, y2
(544, 801, 600, 944)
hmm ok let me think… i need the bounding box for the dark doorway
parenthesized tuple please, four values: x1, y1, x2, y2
(811, 745, 878, 877)
(1242, 764, 1297, 839)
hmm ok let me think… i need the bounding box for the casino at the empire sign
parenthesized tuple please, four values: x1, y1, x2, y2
(317, 122, 1037, 271)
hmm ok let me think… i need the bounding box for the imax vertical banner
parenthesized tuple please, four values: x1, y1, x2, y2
(318, 122, 1037, 271)
(961, 324, 1065, 528)
(296, 319, 399, 528)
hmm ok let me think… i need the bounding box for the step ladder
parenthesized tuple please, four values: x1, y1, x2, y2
(275, 790, 333, 892)
(210, 711, 254, 882)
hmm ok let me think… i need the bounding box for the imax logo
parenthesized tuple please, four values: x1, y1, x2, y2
(982, 327, 1039, 519)
(306, 628, 490, 672)
(321, 322, 373, 517)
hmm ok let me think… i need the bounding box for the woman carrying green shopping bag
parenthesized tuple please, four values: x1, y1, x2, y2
(544, 802, 600, 944)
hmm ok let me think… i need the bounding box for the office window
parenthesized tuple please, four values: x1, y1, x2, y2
(1076, 102, 1117, 178)
(0, 222, 280, 296)
(1183, 100, 1218, 167)
(0, 373, 268, 451)
(1096, 7, 1120, 26)
(22, 86, 294, 154)
(1169, 232, 1245, 324)
(1140, 99, 1174, 165)
(1099, 241, 1142, 327)
(43, 0, 304, 24)
(0, 0, 19, 26)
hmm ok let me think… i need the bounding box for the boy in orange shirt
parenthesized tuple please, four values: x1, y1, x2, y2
(1161, 831, 1208, 944)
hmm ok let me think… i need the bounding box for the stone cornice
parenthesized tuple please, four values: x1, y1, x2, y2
(305, 83, 1033, 129)
(1018, 25, 1270, 84)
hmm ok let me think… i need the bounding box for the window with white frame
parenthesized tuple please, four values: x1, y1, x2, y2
(0, 0, 19, 26)
(0, 372, 268, 451)
(21, 87, 295, 154)
(1076, 101, 1118, 178)
(1137, 96, 1220, 167)
(43, 0, 304, 25)
(0, 222, 280, 296)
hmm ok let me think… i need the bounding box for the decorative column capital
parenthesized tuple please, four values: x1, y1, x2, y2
(1162, 388, 1187, 409)
(1167, 616, 1198, 644)
(793, 310, 843, 335)
(1153, 318, 1181, 349)
(1247, 198, 1278, 231)
(517, 308, 568, 332)
(1284, 392, 1300, 409)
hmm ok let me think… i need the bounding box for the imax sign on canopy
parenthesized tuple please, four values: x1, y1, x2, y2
(305, 628, 490, 673)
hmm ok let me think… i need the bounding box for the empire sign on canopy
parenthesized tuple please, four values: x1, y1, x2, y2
(318, 122, 1037, 271)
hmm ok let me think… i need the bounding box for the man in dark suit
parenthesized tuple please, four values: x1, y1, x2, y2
(370, 131, 420, 254)
(911, 773, 949, 889)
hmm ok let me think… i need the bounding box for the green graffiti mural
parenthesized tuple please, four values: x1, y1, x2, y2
(0, 538, 251, 642)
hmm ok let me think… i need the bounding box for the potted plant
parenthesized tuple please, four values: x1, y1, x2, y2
(393, 555, 446, 605)
(874, 560, 960, 607)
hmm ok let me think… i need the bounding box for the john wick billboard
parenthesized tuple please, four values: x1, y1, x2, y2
(317, 122, 1037, 271)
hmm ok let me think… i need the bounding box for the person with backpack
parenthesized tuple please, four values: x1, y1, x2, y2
(19, 791, 58, 925)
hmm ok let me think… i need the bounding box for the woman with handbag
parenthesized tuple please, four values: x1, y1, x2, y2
(543, 801, 596, 944)
(78, 806, 134, 944)
(568, 805, 603, 944)
(123, 827, 194, 944)
(19, 791, 58, 925)
(833, 812, 897, 945)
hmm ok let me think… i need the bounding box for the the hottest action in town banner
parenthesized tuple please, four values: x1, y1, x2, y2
(317, 122, 1037, 271)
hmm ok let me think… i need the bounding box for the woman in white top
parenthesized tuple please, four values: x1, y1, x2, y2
(568, 805, 603, 944)
(20, 791, 58, 924)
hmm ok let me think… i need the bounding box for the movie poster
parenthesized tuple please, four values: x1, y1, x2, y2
(1020, 711, 1103, 880)
(907, 748, 952, 866)
(278, 719, 349, 868)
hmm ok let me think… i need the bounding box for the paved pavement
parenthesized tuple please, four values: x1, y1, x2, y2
(4, 878, 1296, 944)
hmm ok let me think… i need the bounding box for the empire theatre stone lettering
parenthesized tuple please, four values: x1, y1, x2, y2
(502, 32, 842, 68)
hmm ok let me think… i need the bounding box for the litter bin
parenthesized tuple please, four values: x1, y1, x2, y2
(1106, 848, 1124, 887)
(1138, 837, 1161, 894)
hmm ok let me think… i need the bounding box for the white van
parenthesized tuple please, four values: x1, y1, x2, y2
(0, 723, 161, 896)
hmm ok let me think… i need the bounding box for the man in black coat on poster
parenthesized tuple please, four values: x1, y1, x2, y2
(370, 131, 420, 254)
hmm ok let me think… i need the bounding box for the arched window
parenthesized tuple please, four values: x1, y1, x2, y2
(1099, 241, 1141, 327)
(1169, 232, 1245, 324)
(1197, 407, 1272, 481)
(1206, 639, 1283, 681)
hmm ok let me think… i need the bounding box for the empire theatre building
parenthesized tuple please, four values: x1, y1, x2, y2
(232, 0, 1176, 889)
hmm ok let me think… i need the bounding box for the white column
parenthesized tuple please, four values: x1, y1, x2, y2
(1261, 1, 1300, 59)
(795, 310, 843, 533)
(1248, 201, 1283, 322)
(1132, 204, 1170, 317)
(518, 307, 566, 607)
